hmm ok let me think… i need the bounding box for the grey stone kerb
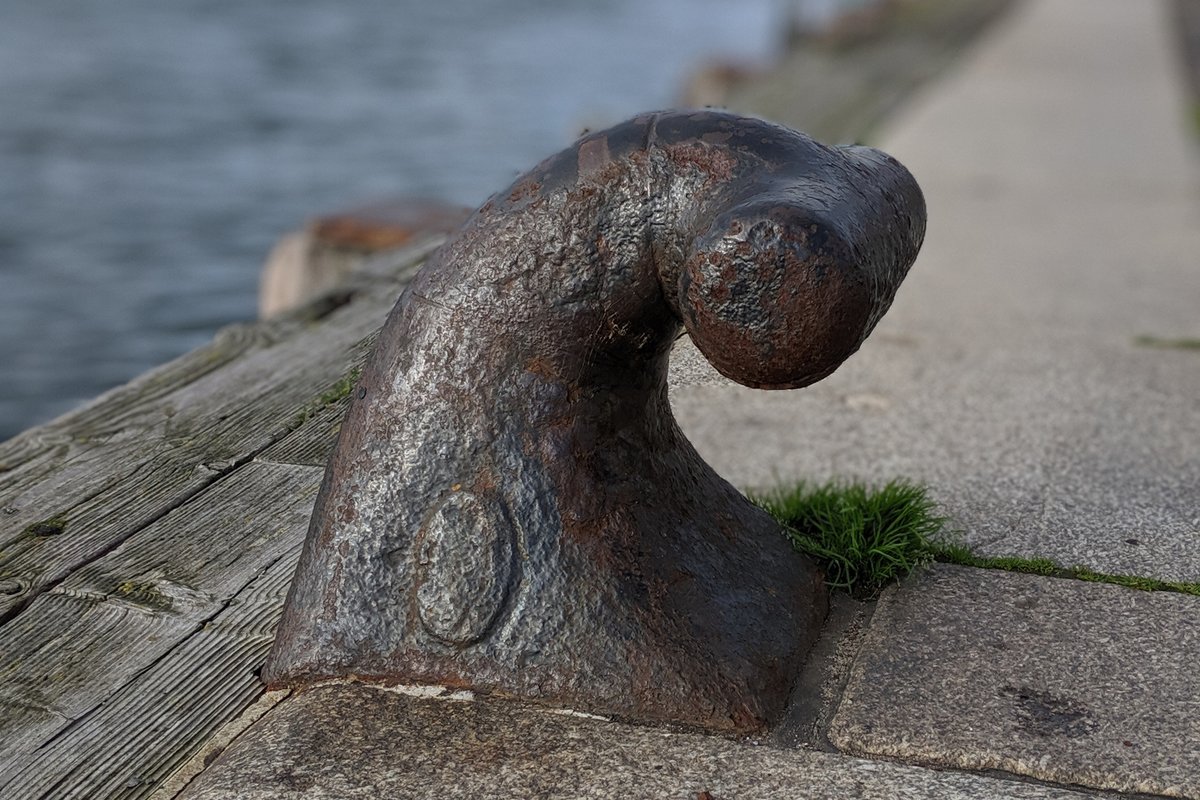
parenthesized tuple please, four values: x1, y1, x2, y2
(264, 110, 926, 733)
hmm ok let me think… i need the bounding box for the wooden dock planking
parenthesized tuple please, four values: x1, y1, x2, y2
(0, 593, 193, 771)
(2, 547, 306, 798)
(0, 462, 321, 797)
(0, 321, 284, 491)
(0, 241, 438, 798)
(0, 244, 434, 627)
(257, 383, 364, 469)
(4, 560, 299, 799)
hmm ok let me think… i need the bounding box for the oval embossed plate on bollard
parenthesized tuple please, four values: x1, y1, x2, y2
(266, 110, 925, 733)
(413, 490, 517, 647)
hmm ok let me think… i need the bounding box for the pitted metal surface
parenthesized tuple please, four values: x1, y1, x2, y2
(265, 111, 925, 733)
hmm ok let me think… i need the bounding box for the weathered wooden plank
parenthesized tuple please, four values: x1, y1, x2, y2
(0, 322, 283, 496)
(1, 544, 303, 800)
(150, 689, 290, 800)
(0, 359, 328, 623)
(0, 592, 193, 772)
(0, 431, 71, 499)
(0, 292, 361, 518)
(0, 461, 321, 792)
(0, 233, 430, 478)
(0, 243, 430, 625)
(256, 398, 352, 468)
(0, 438, 185, 613)
(0, 239, 429, 796)
(0, 239, 430, 506)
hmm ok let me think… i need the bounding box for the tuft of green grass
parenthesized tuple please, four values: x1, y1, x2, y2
(751, 480, 946, 598)
(754, 481, 1200, 600)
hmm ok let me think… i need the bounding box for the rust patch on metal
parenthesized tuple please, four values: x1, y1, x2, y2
(577, 136, 612, 179)
(508, 180, 542, 204)
(663, 140, 737, 184)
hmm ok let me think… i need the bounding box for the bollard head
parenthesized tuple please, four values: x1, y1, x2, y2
(678, 144, 925, 390)
(681, 198, 877, 389)
(265, 110, 925, 733)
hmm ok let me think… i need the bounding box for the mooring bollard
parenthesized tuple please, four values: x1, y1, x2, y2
(264, 110, 925, 733)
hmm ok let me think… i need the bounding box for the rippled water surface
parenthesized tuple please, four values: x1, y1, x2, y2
(0, 0, 785, 439)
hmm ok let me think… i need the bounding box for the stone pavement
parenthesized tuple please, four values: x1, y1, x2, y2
(182, 683, 1102, 800)
(183, 0, 1199, 797)
(673, 0, 1200, 583)
(831, 566, 1199, 797)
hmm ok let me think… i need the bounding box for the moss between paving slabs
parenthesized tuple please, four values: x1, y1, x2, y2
(935, 544, 1200, 597)
(752, 480, 1200, 599)
(1133, 334, 1200, 350)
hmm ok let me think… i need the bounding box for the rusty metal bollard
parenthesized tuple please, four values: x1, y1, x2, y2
(265, 111, 925, 733)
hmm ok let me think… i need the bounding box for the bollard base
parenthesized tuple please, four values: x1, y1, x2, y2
(265, 380, 828, 733)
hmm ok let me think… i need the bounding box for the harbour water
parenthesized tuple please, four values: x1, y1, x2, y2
(0, 0, 790, 439)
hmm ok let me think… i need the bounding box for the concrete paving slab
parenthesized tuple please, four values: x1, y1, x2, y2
(829, 564, 1200, 798)
(669, 0, 1200, 582)
(181, 683, 1102, 800)
(669, 329, 1200, 583)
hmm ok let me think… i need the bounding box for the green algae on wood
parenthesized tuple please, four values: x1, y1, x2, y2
(22, 513, 68, 538)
